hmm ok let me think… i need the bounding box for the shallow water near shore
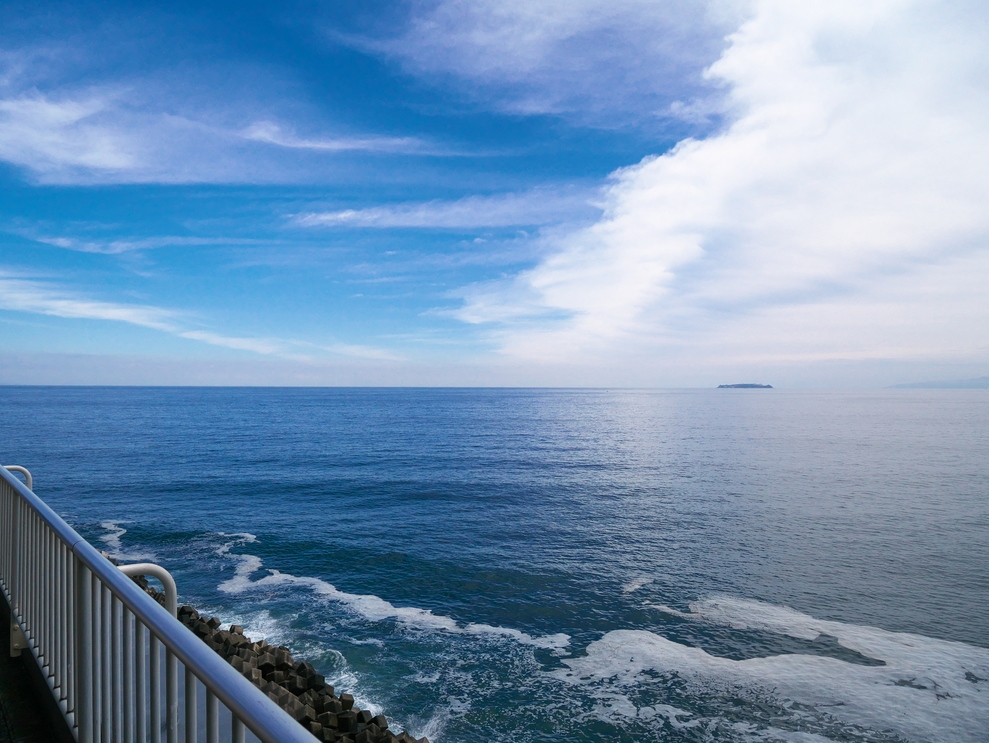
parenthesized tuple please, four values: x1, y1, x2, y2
(2, 387, 987, 742)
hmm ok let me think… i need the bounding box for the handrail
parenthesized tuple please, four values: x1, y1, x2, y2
(0, 464, 315, 743)
(117, 564, 179, 617)
(2, 465, 32, 490)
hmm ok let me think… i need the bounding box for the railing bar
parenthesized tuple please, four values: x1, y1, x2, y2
(34, 515, 40, 646)
(55, 539, 62, 692)
(184, 667, 196, 743)
(57, 540, 63, 692)
(52, 532, 69, 703)
(32, 513, 38, 644)
(124, 605, 134, 743)
(30, 512, 36, 638)
(41, 524, 46, 661)
(113, 597, 123, 742)
(51, 528, 56, 672)
(91, 573, 102, 743)
(231, 717, 245, 743)
(34, 520, 42, 658)
(13, 493, 21, 620)
(24, 512, 32, 643)
(18, 496, 24, 620)
(28, 511, 35, 636)
(46, 527, 53, 674)
(65, 542, 72, 704)
(20, 509, 27, 639)
(75, 561, 93, 743)
(56, 532, 62, 687)
(37, 517, 44, 648)
(135, 619, 146, 743)
(102, 584, 112, 743)
(150, 636, 162, 743)
(5, 490, 9, 584)
(66, 543, 75, 712)
(41, 525, 48, 667)
(167, 649, 178, 743)
(58, 538, 66, 698)
(206, 690, 219, 743)
(9, 491, 15, 619)
(34, 514, 40, 643)
(54, 530, 60, 682)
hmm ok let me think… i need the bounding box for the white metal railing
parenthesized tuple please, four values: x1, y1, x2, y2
(0, 465, 315, 743)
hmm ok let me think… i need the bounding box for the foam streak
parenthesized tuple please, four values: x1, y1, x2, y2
(215, 536, 570, 650)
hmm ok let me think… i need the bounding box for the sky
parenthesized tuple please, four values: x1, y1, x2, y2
(0, 0, 987, 387)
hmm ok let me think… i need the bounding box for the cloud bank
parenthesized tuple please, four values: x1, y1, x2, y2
(454, 0, 989, 374)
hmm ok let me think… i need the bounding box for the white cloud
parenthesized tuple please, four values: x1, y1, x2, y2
(28, 234, 272, 255)
(454, 0, 989, 372)
(369, 0, 734, 124)
(0, 67, 431, 184)
(296, 189, 599, 229)
(0, 270, 407, 365)
(0, 271, 176, 330)
(0, 271, 287, 356)
(0, 92, 138, 174)
(176, 331, 284, 356)
(242, 121, 426, 154)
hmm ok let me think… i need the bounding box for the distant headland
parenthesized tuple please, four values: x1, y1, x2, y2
(717, 383, 773, 389)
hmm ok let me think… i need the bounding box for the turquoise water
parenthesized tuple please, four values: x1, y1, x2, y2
(2, 387, 987, 742)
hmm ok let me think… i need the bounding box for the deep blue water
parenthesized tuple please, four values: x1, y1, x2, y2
(1, 387, 987, 743)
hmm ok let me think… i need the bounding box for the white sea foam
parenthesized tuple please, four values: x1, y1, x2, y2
(215, 535, 570, 650)
(651, 596, 835, 641)
(464, 622, 570, 650)
(344, 637, 386, 648)
(558, 597, 989, 742)
(99, 520, 157, 561)
(641, 704, 699, 728)
(622, 577, 653, 594)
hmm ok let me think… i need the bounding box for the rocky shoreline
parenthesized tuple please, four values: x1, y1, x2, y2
(124, 565, 427, 743)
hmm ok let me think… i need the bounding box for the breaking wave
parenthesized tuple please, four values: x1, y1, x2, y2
(215, 534, 570, 651)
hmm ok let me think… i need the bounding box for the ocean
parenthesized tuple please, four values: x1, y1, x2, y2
(1, 386, 986, 743)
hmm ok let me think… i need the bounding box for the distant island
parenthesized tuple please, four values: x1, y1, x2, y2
(717, 383, 773, 389)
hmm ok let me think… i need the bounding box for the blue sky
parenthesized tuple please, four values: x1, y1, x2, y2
(1, 0, 987, 386)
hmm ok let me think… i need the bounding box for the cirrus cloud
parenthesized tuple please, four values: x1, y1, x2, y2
(367, 0, 734, 126)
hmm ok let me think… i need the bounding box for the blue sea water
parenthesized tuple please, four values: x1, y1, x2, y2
(1, 386, 987, 743)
